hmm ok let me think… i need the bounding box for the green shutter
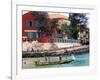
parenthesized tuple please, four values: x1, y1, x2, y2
(36, 20, 40, 27)
(32, 21, 34, 26)
(26, 21, 30, 27)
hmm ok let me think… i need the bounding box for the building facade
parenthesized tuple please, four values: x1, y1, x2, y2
(22, 11, 69, 43)
(22, 11, 52, 42)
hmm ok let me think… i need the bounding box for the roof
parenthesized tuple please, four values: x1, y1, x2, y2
(22, 11, 69, 20)
(48, 13, 69, 20)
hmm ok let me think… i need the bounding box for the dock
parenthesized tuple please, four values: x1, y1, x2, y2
(22, 45, 89, 58)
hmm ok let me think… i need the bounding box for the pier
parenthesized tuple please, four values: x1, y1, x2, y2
(22, 45, 89, 58)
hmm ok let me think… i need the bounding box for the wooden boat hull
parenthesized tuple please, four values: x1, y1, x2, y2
(35, 60, 74, 66)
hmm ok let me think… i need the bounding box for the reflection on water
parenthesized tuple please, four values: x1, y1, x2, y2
(22, 53, 89, 69)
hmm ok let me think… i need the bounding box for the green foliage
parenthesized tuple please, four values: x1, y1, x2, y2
(61, 23, 70, 34)
(40, 26, 49, 31)
(60, 23, 72, 39)
(51, 20, 58, 29)
(60, 13, 89, 39)
(32, 11, 48, 21)
(69, 13, 88, 39)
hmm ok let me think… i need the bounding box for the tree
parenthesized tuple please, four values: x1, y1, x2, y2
(69, 13, 89, 39)
(32, 11, 48, 21)
(61, 22, 71, 39)
(51, 19, 58, 29)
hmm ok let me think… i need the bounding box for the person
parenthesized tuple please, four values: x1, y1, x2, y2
(59, 56, 62, 62)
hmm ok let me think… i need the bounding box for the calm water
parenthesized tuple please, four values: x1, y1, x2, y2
(22, 52, 89, 69)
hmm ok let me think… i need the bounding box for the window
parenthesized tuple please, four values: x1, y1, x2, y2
(26, 32, 42, 39)
(38, 32, 42, 38)
(31, 32, 36, 39)
(36, 20, 40, 28)
(26, 32, 36, 39)
(26, 32, 31, 38)
(42, 21, 46, 26)
(26, 21, 34, 27)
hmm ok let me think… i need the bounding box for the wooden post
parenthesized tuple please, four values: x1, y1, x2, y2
(45, 57, 48, 62)
(59, 56, 62, 62)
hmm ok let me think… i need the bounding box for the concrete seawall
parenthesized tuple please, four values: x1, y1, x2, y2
(22, 45, 89, 58)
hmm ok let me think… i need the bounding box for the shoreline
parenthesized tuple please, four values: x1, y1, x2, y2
(23, 52, 89, 59)
(22, 45, 89, 58)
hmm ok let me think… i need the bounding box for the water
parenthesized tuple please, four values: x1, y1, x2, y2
(22, 52, 89, 69)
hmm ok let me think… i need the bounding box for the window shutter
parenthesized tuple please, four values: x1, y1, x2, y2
(36, 20, 40, 27)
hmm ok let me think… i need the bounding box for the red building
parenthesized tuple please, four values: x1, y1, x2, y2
(22, 11, 52, 42)
(22, 11, 68, 43)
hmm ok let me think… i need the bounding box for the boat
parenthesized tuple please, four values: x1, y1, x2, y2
(35, 54, 75, 66)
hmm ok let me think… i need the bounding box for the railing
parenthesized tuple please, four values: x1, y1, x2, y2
(53, 38, 80, 43)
